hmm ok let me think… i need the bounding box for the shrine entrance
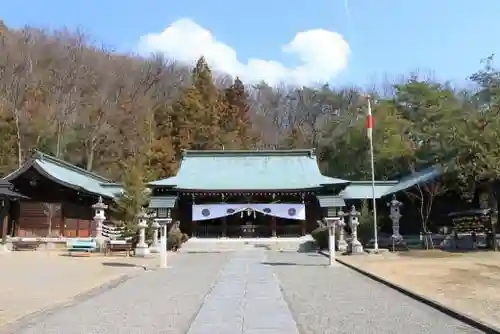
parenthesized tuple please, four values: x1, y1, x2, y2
(192, 203, 307, 238)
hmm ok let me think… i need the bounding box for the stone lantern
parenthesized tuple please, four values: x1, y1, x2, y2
(92, 196, 108, 249)
(348, 205, 363, 254)
(387, 195, 403, 241)
(135, 209, 150, 257)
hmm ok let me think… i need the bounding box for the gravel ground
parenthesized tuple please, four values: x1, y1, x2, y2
(267, 251, 484, 334)
(7, 252, 231, 334)
(5, 250, 486, 334)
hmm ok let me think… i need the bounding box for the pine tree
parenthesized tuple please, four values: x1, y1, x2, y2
(222, 77, 255, 149)
(167, 57, 224, 155)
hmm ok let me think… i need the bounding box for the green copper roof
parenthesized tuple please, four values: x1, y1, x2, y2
(149, 196, 177, 208)
(339, 167, 443, 199)
(339, 181, 399, 199)
(383, 166, 443, 196)
(149, 149, 350, 191)
(316, 195, 346, 207)
(4, 151, 123, 199)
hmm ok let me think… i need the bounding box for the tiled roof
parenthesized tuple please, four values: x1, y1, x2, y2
(339, 167, 444, 199)
(149, 149, 350, 191)
(339, 181, 399, 199)
(383, 166, 443, 196)
(4, 151, 123, 198)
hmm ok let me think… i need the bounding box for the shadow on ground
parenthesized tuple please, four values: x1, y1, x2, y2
(58, 253, 93, 257)
(397, 250, 463, 258)
(102, 262, 146, 269)
(261, 261, 324, 267)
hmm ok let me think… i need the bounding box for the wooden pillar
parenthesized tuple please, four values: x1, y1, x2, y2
(1, 214, 7, 242)
(222, 216, 227, 237)
(271, 217, 277, 237)
(1, 199, 10, 243)
(191, 220, 197, 237)
(60, 207, 66, 237)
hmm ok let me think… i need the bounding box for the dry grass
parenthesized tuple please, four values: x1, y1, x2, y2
(0, 251, 170, 328)
(340, 250, 500, 328)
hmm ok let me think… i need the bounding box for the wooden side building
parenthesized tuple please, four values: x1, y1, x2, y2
(3, 151, 122, 238)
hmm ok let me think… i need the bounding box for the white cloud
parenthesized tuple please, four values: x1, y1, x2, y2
(138, 18, 350, 86)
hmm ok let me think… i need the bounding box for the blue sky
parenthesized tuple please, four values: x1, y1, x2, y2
(2, 0, 499, 87)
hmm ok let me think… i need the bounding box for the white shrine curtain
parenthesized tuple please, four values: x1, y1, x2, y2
(192, 203, 306, 221)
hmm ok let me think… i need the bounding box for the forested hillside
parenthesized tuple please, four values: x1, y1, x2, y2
(1, 23, 500, 199)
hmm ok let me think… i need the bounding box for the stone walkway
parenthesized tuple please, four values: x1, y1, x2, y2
(5, 250, 484, 334)
(268, 252, 483, 334)
(187, 250, 298, 334)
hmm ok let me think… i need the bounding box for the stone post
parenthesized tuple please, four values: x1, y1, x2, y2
(337, 209, 348, 252)
(387, 195, 403, 241)
(348, 205, 363, 254)
(92, 196, 108, 250)
(326, 218, 337, 266)
(149, 219, 160, 253)
(159, 220, 170, 268)
(135, 209, 150, 257)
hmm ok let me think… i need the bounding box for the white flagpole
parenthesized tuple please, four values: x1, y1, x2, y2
(367, 98, 379, 252)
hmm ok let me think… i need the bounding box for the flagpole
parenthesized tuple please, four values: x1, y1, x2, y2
(367, 97, 379, 252)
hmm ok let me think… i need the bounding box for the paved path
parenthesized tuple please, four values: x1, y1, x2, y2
(268, 252, 483, 334)
(187, 250, 298, 334)
(6, 250, 485, 334)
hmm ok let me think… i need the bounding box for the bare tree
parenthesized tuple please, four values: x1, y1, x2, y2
(405, 180, 446, 249)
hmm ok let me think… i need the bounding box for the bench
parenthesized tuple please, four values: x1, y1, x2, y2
(67, 239, 97, 255)
(12, 240, 41, 251)
(104, 240, 134, 257)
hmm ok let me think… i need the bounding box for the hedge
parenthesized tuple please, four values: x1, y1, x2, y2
(311, 226, 329, 250)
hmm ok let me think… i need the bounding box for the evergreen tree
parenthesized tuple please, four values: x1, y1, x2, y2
(168, 57, 224, 155)
(222, 77, 255, 149)
(112, 157, 150, 237)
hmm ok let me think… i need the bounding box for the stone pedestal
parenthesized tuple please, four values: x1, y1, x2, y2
(149, 220, 160, 253)
(135, 210, 150, 257)
(0, 243, 10, 253)
(348, 205, 364, 254)
(337, 210, 348, 252)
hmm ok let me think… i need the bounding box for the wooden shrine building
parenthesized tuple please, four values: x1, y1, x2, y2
(148, 149, 352, 238)
(3, 151, 122, 237)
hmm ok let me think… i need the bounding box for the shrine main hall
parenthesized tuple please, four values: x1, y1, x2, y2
(147, 149, 422, 238)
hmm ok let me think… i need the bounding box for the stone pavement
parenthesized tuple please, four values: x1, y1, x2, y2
(268, 252, 483, 334)
(5, 250, 485, 334)
(187, 250, 298, 334)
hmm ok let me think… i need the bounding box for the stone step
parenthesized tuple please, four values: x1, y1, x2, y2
(180, 236, 315, 253)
